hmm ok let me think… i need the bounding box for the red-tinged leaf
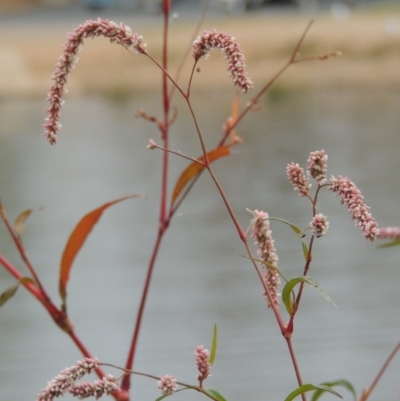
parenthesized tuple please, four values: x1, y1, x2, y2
(0, 277, 35, 307)
(171, 147, 230, 207)
(14, 209, 32, 235)
(59, 195, 138, 305)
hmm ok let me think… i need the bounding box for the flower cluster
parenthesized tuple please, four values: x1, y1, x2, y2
(195, 345, 211, 384)
(307, 150, 328, 184)
(192, 29, 253, 93)
(286, 162, 311, 197)
(329, 175, 379, 241)
(36, 358, 100, 401)
(157, 375, 177, 396)
(68, 375, 119, 400)
(310, 213, 329, 238)
(377, 226, 400, 240)
(44, 18, 145, 144)
(249, 210, 280, 308)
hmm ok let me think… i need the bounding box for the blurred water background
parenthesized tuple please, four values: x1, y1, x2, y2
(1, 1, 400, 401)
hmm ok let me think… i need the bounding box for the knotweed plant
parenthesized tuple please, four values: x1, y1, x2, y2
(0, 1, 399, 401)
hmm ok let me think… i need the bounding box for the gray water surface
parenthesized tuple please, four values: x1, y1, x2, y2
(1, 90, 400, 401)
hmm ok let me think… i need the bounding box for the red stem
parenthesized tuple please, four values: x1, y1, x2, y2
(122, 0, 172, 392)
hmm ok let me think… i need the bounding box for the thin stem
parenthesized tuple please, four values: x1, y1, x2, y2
(0, 204, 48, 298)
(359, 341, 400, 401)
(169, 0, 210, 100)
(286, 338, 307, 401)
(149, 142, 205, 166)
(217, 20, 315, 148)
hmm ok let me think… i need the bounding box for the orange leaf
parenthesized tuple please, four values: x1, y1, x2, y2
(59, 195, 138, 306)
(14, 209, 32, 235)
(225, 92, 240, 144)
(171, 147, 230, 207)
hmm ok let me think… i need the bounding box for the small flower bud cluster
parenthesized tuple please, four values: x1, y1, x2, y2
(44, 18, 145, 144)
(195, 345, 211, 385)
(157, 374, 177, 396)
(307, 150, 328, 184)
(36, 358, 100, 401)
(192, 29, 253, 93)
(310, 213, 329, 238)
(329, 175, 379, 241)
(377, 226, 400, 240)
(249, 210, 280, 308)
(68, 375, 119, 400)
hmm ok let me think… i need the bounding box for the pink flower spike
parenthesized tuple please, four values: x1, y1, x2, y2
(157, 375, 177, 396)
(307, 150, 328, 184)
(35, 358, 99, 401)
(377, 226, 400, 240)
(249, 210, 280, 308)
(329, 175, 379, 241)
(310, 213, 329, 238)
(286, 162, 311, 197)
(44, 18, 145, 144)
(68, 375, 119, 400)
(192, 29, 253, 93)
(195, 345, 211, 384)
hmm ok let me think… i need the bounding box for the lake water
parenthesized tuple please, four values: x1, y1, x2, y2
(1, 90, 400, 401)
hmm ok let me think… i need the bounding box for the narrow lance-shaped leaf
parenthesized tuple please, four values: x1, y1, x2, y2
(0, 277, 36, 307)
(284, 384, 342, 401)
(209, 323, 217, 366)
(14, 209, 32, 235)
(282, 276, 336, 315)
(204, 388, 228, 401)
(171, 147, 230, 208)
(59, 195, 138, 307)
(311, 380, 356, 401)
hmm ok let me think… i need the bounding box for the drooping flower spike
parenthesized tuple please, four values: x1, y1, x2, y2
(44, 18, 145, 144)
(36, 358, 100, 401)
(329, 175, 379, 241)
(192, 29, 254, 93)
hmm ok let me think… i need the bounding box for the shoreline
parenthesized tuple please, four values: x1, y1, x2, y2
(1, 6, 399, 99)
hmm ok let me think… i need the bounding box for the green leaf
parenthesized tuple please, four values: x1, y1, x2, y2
(0, 277, 35, 307)
(284, 384, 342, 401)
(302, 241, 309, 260)
(209, 323, 217, 366)
(311, 380, 356, 401)
(204, 388, 228, 401)
(378, 239, 400, 248)
(267, 217, 303, 235)
(282, 276, 336, 315)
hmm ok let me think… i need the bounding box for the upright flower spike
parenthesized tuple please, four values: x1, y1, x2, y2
(329, 175, 379, 241)
(307, 150, 328, 184)
(249, 210, 280, 308)
(44, 18, 146, 144)
(192, 29, 253, 93)
(286, 162, 311, 197)
(157, 375, 177, 396)
(195, 345, 211, 385)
